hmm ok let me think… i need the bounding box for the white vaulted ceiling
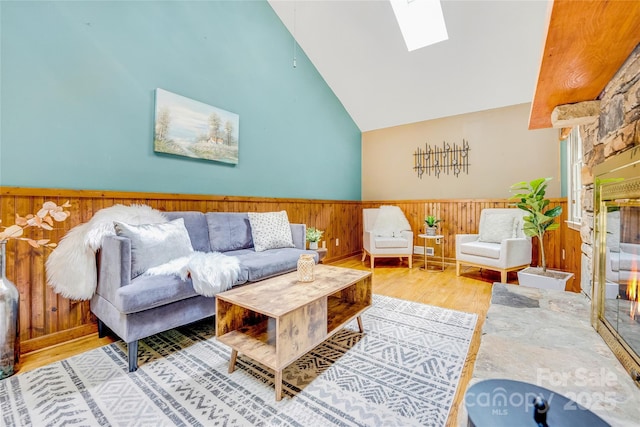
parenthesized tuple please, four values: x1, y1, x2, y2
(268, 0, 550, 132)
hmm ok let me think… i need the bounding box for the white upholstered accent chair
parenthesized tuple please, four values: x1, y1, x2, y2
(455, 208, 532, 283)
(362, 207, 413, 269)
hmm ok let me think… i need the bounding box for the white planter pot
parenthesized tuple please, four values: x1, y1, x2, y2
(517, 267, 574, 291)
(308, 241, 318, 250)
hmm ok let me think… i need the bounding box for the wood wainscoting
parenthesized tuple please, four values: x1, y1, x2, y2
(0, 187, 579, 354)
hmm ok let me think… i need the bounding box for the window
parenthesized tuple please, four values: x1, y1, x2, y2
(567, 126, 583, 226)
(389, 0, 448, 52)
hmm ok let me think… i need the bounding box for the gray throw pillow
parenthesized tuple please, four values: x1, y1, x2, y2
(247, 211, 295, 252)
(114, 218, 194, 278)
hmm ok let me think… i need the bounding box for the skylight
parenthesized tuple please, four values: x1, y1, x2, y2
(390, 0, 448, 52)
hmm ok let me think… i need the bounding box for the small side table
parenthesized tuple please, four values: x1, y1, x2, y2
(313, 248, 328, 264)
(418, 234, 444, 272)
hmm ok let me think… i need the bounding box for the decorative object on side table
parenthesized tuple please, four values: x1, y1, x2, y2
(306, 226, 324, 250)
(510, 177, 573, 290)
(0, 200, 71, 379)
(424, 215, 442, 236)
(296, 254, 315, 282)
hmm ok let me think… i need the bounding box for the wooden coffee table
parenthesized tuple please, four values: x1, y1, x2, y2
(215, 264, 372, 400)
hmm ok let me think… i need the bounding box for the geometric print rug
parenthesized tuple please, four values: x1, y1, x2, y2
(0, 295, 477, 427)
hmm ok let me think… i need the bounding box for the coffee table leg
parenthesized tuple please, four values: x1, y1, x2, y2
(357, 315, 364, 333)
(275, 369, 283, 401)
(228, 349, 238, 373)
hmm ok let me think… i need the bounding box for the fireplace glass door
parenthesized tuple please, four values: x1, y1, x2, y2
(594, 149, 640, 380)
(602, 203, 640, 359)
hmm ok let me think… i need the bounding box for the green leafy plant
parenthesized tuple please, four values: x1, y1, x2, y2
(510, 177, 562, 272)
(306, 227, 324, 242)
(424, 215, 442, 228)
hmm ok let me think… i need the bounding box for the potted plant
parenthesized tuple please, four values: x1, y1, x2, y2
(510, 177, 573, 290)
(424, 215, 441, 236)
(306, 227, 324, 250)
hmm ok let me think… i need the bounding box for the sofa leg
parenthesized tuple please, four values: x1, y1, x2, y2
(128, 341, 139, 372)
(97, 319, 105, 338)
(408, 255, 412, 269)
(361, 251, 367, 262)
(456, 261, 461, 276)
(501, 270, 507, 283)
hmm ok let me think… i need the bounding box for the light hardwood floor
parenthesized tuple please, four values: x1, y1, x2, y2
(19, 255, 512, 426)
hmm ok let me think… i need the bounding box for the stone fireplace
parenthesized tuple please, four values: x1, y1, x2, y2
(581, 43, 640, 386)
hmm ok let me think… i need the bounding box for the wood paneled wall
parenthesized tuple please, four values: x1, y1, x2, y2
(0, 187, 579, 353)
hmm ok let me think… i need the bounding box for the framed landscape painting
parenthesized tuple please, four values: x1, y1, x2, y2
(154, 88, 239, 165)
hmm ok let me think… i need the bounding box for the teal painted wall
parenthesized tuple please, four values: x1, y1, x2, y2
(0, 1, 361, 200)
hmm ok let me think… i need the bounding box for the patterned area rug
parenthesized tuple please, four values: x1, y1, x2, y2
(1, 295, 477, 427)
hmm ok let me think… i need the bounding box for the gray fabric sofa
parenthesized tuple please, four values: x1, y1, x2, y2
(90, 211, 318, 371)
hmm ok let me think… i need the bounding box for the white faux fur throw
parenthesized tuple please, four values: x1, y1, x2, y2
(46, 204, 168, 300)
(372, 205, 412, 237)
(144, 252, 241, 297)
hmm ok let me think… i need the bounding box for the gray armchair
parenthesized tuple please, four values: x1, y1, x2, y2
(455, 208, 531, 283)
(361, 207, 413, 268)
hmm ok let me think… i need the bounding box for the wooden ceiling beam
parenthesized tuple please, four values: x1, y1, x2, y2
(528, 0, 640, 130)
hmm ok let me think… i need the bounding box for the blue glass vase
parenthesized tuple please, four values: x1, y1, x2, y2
(0, 240, 20, 379)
